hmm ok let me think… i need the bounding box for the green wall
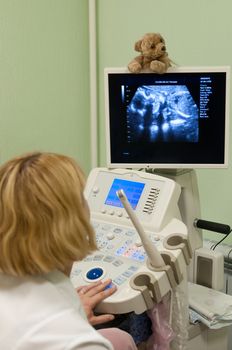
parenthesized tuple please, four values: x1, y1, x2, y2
(96, 0, 232, 243)
(0, 0, 91, 173)
(0, 0, 232, 244)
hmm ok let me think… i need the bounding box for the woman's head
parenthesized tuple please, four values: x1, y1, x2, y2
(0, 152, 97, 276)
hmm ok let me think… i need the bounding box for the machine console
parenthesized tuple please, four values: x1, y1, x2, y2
(70, 168, 188, 314)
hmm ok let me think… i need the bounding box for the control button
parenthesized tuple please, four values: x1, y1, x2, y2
(132, 251, 140, 259)
(115, 246, 126, 256)
(128, 265, 139, 272)
(96, 231, 103, 237)
(83, 256, 93, 262)
(92, 186, 99, 194)
(104, 282, 115, 290)
(135, 240, 142, 247)
(103, 255, 115, 263)
(93, 254, 104, 261)
(138, 255, 146, 261)
(113, 259, 124, 267)
(125, 230, 135, 236)
(153, 235, 160, 241)
(108, 210, 115, 215)
(125, 239, 133, 245)
(98, 242, 107, 249)
(113, 276, 126, 285)
(113, 228, 123, 234)
(101, 208, 106, 214)
(107, 244, 114, 250)
(106, 233, 115, 240)
(101, 224, 111, 231)
(85, 267, 104, 281)
(122, 270, 134, 277)
(117, 211, 123, 217)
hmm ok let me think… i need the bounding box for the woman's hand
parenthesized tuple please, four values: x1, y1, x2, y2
(76, 279, 117, 326)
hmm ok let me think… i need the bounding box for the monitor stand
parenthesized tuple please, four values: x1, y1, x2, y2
(148, 168, 203, 282)
(150, 169, 228, 350)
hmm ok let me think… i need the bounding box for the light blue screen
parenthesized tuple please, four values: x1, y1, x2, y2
(105, 178, 145, 209)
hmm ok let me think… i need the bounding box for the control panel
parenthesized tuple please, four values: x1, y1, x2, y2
(70, 168, 188, 314)
(85, 168, 181, 232)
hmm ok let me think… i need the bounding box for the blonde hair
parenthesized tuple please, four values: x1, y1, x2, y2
(0, 152, 97, 276)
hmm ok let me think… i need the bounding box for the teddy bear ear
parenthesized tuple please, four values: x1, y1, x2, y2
(158, 33, 165, 43)
(134, 40, 142, 52)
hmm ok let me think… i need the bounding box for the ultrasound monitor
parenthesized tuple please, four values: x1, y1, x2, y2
(104, 67, 230, 169)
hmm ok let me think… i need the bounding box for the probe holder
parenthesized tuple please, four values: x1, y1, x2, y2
(130, 249, 184, 309)
(130, 272, 162, 309)
(163, 233, 193, 265)
(130, 233, 192, 307)
(147, 250, 183, 288)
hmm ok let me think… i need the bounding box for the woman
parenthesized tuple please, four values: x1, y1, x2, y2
(0, 152, 137, 350)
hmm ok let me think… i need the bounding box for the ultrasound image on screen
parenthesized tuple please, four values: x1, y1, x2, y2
(127, 85, 199, 143)
(107, 71, 227, 166)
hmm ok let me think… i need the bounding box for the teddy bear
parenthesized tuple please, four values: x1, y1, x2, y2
(128, 33, 172, 74)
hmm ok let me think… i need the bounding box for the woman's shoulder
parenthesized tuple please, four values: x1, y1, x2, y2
(0, 271, 113, 349)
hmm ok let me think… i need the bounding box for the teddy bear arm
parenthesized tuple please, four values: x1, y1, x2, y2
(159, 55, 172, 68)
(128, 55, 144, 73)
(150, 60, 167, 74)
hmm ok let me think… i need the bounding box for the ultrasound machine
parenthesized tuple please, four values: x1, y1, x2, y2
(71, 66, 230, 349)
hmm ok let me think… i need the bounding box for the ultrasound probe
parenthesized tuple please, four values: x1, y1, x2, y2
(117, 189, 166, 268)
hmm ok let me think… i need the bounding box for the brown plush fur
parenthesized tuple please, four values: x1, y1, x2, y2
(128, 33, 172, 74)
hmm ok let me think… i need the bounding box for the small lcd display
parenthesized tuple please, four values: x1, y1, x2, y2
(104, 178, 145, 209)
